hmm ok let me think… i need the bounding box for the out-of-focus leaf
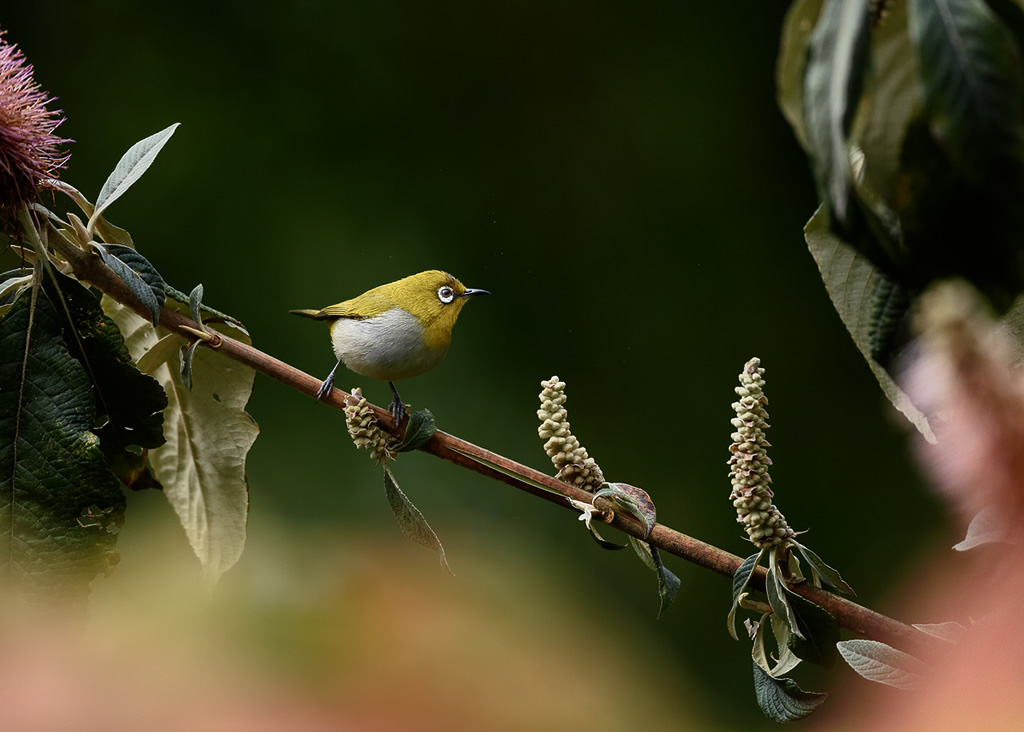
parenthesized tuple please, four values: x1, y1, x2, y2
(793, 540, 856, 594)
(728, 550, 765, 641)
(805, 206, 936, 441)
(953, 505, 1011, 550)
(776, 0, 825, 150)
(837, 639, 929, 688)
(803, 0, 871, 224)
(913, 621, 969, 642)
(783, 586, 840, 667)
(103, 298, 257, 585)
(383, 466, 453, 575)
(752, 662, 828, 723)
(89, 123, 180, 232)
(0, 287, 125, 600)
(93, 243, 166, 326)
(909, 0, 1024, 180)
(395, 409, 437, 452)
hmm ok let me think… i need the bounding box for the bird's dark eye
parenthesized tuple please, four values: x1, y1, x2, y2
(438, 286, 455, 304)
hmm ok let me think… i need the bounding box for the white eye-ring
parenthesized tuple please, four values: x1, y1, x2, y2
(438, 286, 456, 304)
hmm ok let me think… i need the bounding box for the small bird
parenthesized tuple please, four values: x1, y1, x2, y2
(290, 270, 489, 424)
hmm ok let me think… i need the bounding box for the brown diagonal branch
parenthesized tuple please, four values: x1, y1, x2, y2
(51, 235, 932, 650)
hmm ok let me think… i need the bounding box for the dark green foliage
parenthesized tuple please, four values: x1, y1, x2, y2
(94, 243, 166, 325)
(0, 286, 127, 599)
(752, 662, 828, 723)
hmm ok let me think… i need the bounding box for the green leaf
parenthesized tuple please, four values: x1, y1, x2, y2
(776, 0, 825, 151)
(728, 549, 765, 641)
(188, 283, 204, 325)
(805, 206, 936, 441)
(0, 286, 125, 600)
(782, 586, 840, 667)
(766, 555, 804, 640)
(383, 466, 453, 575)
(42, 272, 167, 489)
(179, 339, 201, 391)
(793, 540, 856, 594)
(627, 537, 679, 618)
(89, 123, 180, 233)
(93, 244, 167, 326)
(803, 0, 871, 223)
(752, 662, 828, 723)
(592, 482, 656, 538)
(909, 0, 1024, 180)
(768, 612, 804, 677)
(913, 621, 969, 642)
(45, 179, 135, 247)
(103, 298, 257, 585)
(837, 639, 929, 688)
(395, 408, 437, 452)
(953, 505, 1010, 550)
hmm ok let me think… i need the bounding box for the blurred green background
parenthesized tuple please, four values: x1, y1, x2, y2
(5, 2, 950, 728)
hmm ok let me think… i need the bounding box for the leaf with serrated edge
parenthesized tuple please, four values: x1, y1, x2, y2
(913, 621, 969, 642)
(752, 662, 828, 723)
(805, 206, 936, 441)
(93, 244, 166, 326)
(383, 466, 453, 574)
(728, 550, 765, 641)
(837, 639, 929, 689)
(793, 540, 855, 594)
(89, 124, 180, 233)
(954, 505, 1011, 551)
(102, 297, 256, 584)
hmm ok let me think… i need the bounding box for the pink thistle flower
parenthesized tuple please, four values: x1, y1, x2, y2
(0, 29, 70, 216)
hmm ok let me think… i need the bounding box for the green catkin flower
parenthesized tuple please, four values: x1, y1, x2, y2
(728, 359, 795, 549)
(344, 387, 396, 463)
(538, 376, 605, 491)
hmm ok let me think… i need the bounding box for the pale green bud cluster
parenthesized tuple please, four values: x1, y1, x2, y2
(538, 376, 605, 491)
(344, 387, 396, 463)
(728, 359, 794, 549)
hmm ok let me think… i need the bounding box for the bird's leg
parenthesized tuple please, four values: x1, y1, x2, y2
(316, 360, 343, 401)
(388, 381, 407, 425)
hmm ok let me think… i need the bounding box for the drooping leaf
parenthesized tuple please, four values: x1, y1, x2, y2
(793, 540, 856, 594)
(93, 243, 167, 326)
(782, 586, 840, 667)
(383, 466, 453, 575)
(805, 206, 936, 441)
(0, 287, 125, 600)
(766, 557, 804, 640)
(777, 0, 825, 151)
(627, 537, 679, 618)
(768, 612, 804, 677)
(728, 549, 765, 641)
(179, 339, 201, 391)
(803, 0, 871, 224)
(953, 504, 1011, 550)
(42, 272, 166, 488)
(89, 123, 180, 232)
(837, 639, 929, 688)
(752, 661, 828, 723)
(395, 408, 438, 452)
(103, 298, 257, 585)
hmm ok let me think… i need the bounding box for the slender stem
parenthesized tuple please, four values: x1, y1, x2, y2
(50, 233, 930, 650)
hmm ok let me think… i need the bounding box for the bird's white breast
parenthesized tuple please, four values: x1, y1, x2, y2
(330, 308, 448, 381)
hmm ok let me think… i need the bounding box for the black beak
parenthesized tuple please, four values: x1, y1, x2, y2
(460, 288, 491, 298)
